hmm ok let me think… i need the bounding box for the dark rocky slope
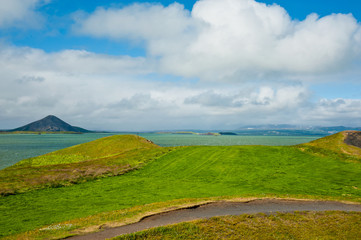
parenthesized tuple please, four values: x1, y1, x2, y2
(344, 131, 361, 148)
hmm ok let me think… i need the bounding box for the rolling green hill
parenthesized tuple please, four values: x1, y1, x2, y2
(15, 134, 160, 167)
(302, 131, 361, 158)
(0, 131, 361, 239)
(0, 135, 173, 195)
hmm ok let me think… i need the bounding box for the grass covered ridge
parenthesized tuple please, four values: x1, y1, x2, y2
(0, 135, 173, 195)
(15, 135, 159, 167)
(114, 211, 361, 240)
(300, 131, 361, 160)
(1, 131, 361, 239)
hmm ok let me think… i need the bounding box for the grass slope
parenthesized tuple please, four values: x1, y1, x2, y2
(15, 135, 158, 167)
(0, 135, 172, 195)
(302, 131, 361, 159)
(1, 133, 361, 238)
(114, 211, 361, 240)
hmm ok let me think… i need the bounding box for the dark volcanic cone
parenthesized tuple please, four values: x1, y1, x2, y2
(10, 115, 91, 133)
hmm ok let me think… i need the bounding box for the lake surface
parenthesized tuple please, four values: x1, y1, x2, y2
(0, 133, 322, 170)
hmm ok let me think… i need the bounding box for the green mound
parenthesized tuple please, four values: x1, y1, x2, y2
(0, 135, 172, 196)
(299, 131, 361, 161)
(15, 135, 159, 167)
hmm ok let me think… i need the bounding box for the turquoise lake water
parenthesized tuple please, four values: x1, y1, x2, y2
(0, 133, 322, 170)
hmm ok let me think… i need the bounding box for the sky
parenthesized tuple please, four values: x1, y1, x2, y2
(0, 0, 361, 131)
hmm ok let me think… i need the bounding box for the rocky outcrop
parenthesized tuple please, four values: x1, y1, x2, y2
(344, 131, 361, 149)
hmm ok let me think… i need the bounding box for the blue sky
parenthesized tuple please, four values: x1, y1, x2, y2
(0, 0, 361, 130)
(4, 0, 361, 54)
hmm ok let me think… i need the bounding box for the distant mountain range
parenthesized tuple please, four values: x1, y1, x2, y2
(240, 124, 301, 130)
(8, 115, 91, 133)
(239, 124, 361, 132)
(2, 116, 360, 135)
(234, 124, 361, 136)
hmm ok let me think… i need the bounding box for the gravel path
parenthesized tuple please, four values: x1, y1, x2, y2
(65, 199, 361, 240)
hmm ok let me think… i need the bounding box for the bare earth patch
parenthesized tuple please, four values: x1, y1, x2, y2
(344, 131, 361, 149)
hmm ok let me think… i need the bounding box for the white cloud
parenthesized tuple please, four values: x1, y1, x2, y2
(184, 85, 309, 114)
(74, 3, 196, 40)
(304, 98, 361, 126)
(0, 44, 157, 128)
(1, 0, 361, 130)
(74, 0, 361, 82)
(0, 0, 48, 28)
(184, 91, 243, 108)
(0, 45, 152, 75)
(0, 42, 360, 130)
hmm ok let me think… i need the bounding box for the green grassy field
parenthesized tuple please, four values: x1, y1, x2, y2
(1, 132, 361, 239)
(0, 135, 172, 195)
(114, 211, 361, 240)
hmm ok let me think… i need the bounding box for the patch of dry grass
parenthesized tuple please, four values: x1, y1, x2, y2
(115, 211, 361, 240)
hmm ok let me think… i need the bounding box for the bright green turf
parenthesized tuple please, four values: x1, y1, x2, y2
(1, 143, 361, 237)
(14, 135, 158, 167)
(0, 135, 172, 195)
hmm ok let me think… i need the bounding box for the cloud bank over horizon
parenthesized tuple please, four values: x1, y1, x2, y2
(0, 0, 361, 131)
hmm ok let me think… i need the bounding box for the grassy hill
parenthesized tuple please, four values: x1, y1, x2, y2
(302, 131, 361, 158)
(15, 134, 160, 167)
(0, 131, 361, 239)
(0, 135, 173, 195)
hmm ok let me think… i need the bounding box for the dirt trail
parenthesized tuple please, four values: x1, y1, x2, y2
(65, 199, 361, 240)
